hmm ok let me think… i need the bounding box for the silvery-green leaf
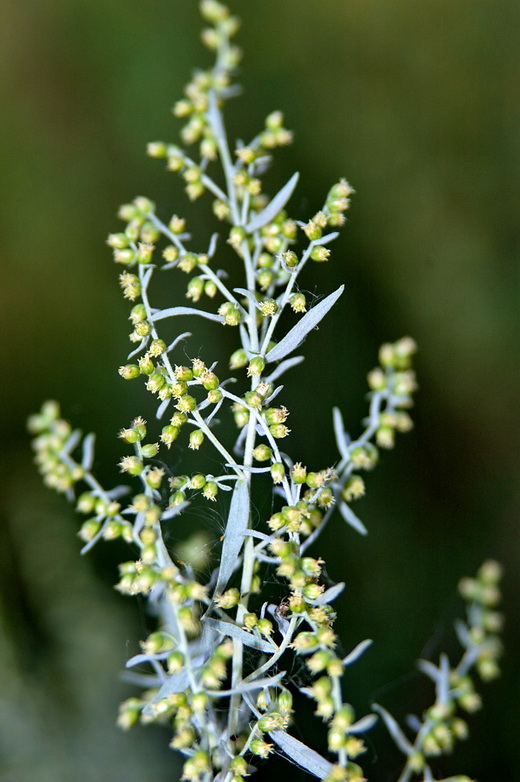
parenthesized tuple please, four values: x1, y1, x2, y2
(161, 501, 189, 521)
(308, 582, 345, 606)
(264, 355, 304, 384)
(245, 172, 299, 233)
(126, 650, 171, 669)
(127, 337, 148, 359)
(214, 671, 285, 697)
(372, 704, 414, 755)
(156, 398, 171, 419)
(166, 331, 192, 354)
(266, 285, 344, 363)
(349, 713, 378, 734)
(269, 731, 333, 779)
(343, 638, 373, 667)
(454, 619, 471, 648)
(81, 432, 96, 470)
(332, 406, 350, 458)
(213, 480, 249, 596)
(205, 617, 274, 654)
(152, 306, 223, 323)
(438, 653, 451, 704)
(141, 671, 191, 716)
(418, 659, 440, 683)
(339, 500, 368, 536)
(63, 429, 82, 454)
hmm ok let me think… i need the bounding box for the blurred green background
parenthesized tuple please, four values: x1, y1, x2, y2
(1, 1, 518, 780)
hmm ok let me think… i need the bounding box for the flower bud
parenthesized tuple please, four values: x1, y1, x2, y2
(188, 430, 205, 450)
(271, 462, 285, 484)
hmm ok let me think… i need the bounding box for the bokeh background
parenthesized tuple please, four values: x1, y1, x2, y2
(1, 1, 518, 780)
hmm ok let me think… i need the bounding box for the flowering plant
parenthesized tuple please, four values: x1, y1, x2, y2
(28, 3, 502, 781)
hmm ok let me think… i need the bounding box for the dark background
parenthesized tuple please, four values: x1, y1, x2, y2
(1, 1, 518, 780)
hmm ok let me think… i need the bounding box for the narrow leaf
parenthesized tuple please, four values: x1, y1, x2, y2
(417, 659, 440, 683)
(266, 285, 344, 363)
(332, 406, 350, 459)
(264, 355, 305, 384)
(372, 704, 414, 755)
(349, 713, 378, 734)
(141, 671, 191, 716)
(309, 582, 345, 606)
(245, 172, 299, 233)
(338, 501, 368, 536)
(269, 731, 333, 779)
(152, 306, 223, 323)
(215, 671, 285, 696)
(205, 617, 274, 654)
(81, 432, 96, 470)
(213, 479, 249, 596)
(343, 638, 373, 667)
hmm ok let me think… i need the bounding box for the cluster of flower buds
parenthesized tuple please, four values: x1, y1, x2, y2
(376, 561, 503, 782)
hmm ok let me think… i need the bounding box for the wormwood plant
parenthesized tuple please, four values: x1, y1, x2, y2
(28, 3, 503, 781)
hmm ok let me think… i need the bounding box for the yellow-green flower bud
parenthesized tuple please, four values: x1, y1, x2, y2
(189, 474, 207, 490)
(243, 612, 258, 629)
(271, 462, 285, 484)
(310, 246, 330, 262)
(257, 618, 273, 637)
(161, 425, 180, 448)
(215, 587, 240, 609)
(119, 364, 140, 380)
(270, 424, 290, 439)
(138, 355, 155, 375)
(253, 444, 272, 461)
(186, 276, 205, 302)
(200, 370, 219, 390)
(78, 519, 100, 542)
(341, 475, 365, 501)
(202, 481, 218, 501)
(247, 356, 265, 377)
(141, 442, 159, 459)
(188, 430, 205, 450)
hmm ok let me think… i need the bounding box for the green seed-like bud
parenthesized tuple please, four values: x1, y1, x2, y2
(252, 444, 272, 462)
(243, 612, 258, 629)
(170, 490, 186, 506)
(269, 423, 290, 439)
(138, 355, 155, 375)
(200, 370, 219, 390)
(189, 474, 207, 490)
(149, 339, 166, 357)
(341, 475, 365, 501)
(247, 356, 265, 377)
(228, 225, 246, 249)
(270, 463, 285, 484)
(141, 442, 159, 459)
(188, 430, 205, 450)
(291, 462, 307, 483)
(207, 388, 222, 404)
(171, 412, 188, 427)
(119, 456, 143, 475)
(257, 268, 273, 290)
(257, 618, 273, 637)
(160, 425, 180, 448)
(310, 246, 330, 262)
(202, 481, 218, 501)
(76, 492, 96, 514)
(303, 221, 322, 241)
(146, 372, 166, 393)
(215, 588, 240, 609)
(290, 292, 307, 313)
(204, 279, 217, 298)
(78, 519, 101, 542)
(118, 364, 140, 380)
(186, 276, 205, 302)
(176, 394, 197, 413)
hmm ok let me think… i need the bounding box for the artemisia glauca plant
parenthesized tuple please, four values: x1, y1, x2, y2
(28, 2, 503, 781)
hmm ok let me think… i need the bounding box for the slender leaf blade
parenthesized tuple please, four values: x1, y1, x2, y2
(343, 638, 373, 667)
(269, 731, 333, 779)
(372, 704, 414, 755)
(339, 500, 368, 536)
(245, 172, 299, 233)
(152, 306, 223, 323)
(266, 285, 344, 363)
(213, 479, 249, 596)
(205, 617, 274, 654)
(309, 582, 345, 606)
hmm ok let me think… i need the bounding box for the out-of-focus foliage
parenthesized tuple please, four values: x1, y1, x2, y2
(1, 1, 518, 780)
